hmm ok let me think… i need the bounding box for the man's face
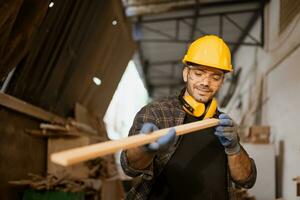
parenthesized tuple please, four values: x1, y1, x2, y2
(182, 64, 225, 103)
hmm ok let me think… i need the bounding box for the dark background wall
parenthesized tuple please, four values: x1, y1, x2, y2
(0, 0, 135, 199)
(7, 0, 136, 118)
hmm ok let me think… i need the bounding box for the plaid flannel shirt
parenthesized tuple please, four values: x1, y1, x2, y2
(121, 96, 257, 200)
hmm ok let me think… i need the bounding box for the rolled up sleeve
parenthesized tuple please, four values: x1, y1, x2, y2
(120, 150, 155, 180)
(120, 104, 159, 181)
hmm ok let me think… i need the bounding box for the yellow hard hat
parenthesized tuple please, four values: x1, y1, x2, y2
(182, 35, 233, 72)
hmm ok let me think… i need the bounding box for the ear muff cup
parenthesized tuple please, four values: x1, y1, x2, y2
(182, 95, 205, 117)
(203, 98, 217, 119)
(179, 90, 217, 119)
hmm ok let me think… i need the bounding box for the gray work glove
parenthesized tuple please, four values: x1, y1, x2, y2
(214, 114, 241, 155)
(140, 122, 176, 154)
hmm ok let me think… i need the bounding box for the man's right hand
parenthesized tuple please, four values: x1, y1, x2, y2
(125, 123, 176, 171)
(140, 123, 176, 154)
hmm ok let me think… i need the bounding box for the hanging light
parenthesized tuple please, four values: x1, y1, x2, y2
(93, 77, 102, 86)
(112, 20, 118, 26)
(49, 2, 54, 8)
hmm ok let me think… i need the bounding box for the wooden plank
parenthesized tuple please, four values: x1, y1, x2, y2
(51, 118, 219, 166)
(0, 92, 65, 124)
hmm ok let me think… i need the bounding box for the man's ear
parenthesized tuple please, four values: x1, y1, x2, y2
(221, 74, 225, 84)
(183, 67, 188, 82)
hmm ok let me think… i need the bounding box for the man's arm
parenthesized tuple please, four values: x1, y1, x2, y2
(120, 106, 158, 179)
(126, 123, 176, 170)
(228, 148, 252, 182)
(120, 105, 175, 179)
(125, 122, 176, 168)
(215, 114, 257, 188)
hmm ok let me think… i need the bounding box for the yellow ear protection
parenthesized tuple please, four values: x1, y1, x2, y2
(179, 89, 218, 119)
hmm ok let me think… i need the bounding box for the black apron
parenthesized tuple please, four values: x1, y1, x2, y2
(148, 114, 228, 200)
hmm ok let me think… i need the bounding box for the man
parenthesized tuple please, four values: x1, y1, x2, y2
(121, 35, 256, 200)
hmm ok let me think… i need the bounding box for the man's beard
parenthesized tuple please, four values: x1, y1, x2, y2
(186, 84, 213, 103)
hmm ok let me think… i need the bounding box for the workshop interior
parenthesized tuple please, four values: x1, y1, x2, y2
(0, 0, 300, 199)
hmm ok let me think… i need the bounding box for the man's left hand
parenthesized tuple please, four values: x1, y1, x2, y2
(214, 114, 241, 155)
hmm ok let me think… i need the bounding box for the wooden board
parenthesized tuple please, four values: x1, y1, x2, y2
(51, 118, 219, 166)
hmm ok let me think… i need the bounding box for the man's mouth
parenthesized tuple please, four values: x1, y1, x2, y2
(194, 90, 210, 97)
(195, 87, 211, 93)
(198, 91, 209, 96)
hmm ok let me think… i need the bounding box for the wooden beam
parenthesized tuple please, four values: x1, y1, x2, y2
(0, 93, 103, 140)
(0, 92, 65, 124)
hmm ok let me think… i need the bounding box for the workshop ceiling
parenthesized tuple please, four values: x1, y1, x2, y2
(122, 0, 267, 99)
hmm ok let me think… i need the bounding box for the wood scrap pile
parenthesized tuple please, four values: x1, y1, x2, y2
(25, 120, 105, 140)
(293, 176, 300, 196)
(9, 173, 101, 194)
(238, 125, 271, 144)
(86, 155, 118, 180)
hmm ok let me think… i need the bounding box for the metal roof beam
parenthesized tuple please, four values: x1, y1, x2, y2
(139, 8, 259, 23)
(219, 14, 223, 37)
(139, 39, 260, 46)
(149, 82, 184, 87)
(142, 24, 174, 39)
(189, 3, 199, 41)
(124, 0, 185, 8)
(175, 19, 180, 40)
(150, 60, 182, 66)
(223, 14, 260, 44)
(231, 0, 268, 54)
(181, 19, 207, 35)
(126, 0, 261, 17)
(231, 10, 260, 55)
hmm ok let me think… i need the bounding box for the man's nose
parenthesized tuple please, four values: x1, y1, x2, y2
(202, 76, 210, 86)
